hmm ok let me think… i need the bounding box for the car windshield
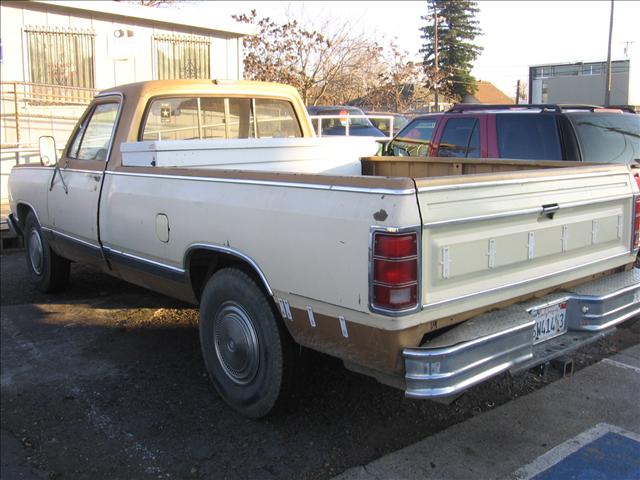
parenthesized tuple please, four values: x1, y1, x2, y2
(311, 108, 375, 128)
(567, 113, 640, 164)
(387, 118, 438, 156)
(395, 118, 437, 143)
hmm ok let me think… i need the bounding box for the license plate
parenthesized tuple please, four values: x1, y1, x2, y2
(531, 302, 568, 344)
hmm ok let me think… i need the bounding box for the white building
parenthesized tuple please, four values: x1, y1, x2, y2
(0, 0, 255, 201)
(0, 0, 254, 89)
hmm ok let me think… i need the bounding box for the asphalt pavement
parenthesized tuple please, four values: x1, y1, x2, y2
(335, 344, 640, 480)
(2, 248, 639, 480)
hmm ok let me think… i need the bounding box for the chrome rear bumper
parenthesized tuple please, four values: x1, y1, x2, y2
(403, 268, 640, 399)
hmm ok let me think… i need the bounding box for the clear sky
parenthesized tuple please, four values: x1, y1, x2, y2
(176, 1, 640, 97)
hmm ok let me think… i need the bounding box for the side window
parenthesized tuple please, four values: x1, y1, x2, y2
(496, 114, 562, 160)
(569, 113, 640, 164)
(142, 98, 199, 141)
(467, 121, 480, 158)
(67, 116, 87, 159)
(254, 99, 302, 138)
(69, 102, 119, 161)
(437, 118, 478, 158)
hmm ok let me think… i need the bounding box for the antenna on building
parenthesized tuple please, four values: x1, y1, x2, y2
(620, 40, 634, 58)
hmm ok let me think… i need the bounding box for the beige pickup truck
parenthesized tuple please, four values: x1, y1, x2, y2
(8, 80, 640, 418)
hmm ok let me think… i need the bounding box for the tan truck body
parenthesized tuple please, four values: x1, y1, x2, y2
(8, 80, 640, 416)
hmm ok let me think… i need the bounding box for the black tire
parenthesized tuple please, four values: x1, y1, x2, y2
(24, 211, 70, 293)
(199, 268, 297, 418)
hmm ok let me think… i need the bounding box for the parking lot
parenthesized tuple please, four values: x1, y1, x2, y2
(2, 249, 639, 480)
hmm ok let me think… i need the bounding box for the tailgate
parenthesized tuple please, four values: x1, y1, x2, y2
(416, 165, 638, 317)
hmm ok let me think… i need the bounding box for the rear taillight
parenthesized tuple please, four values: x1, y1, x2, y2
(634, 172, 640, 250)
(633, 196, 640, 250)
(371, 231, 419, 312)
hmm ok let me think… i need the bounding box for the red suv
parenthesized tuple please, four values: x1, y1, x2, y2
(386, 104, 639, 164)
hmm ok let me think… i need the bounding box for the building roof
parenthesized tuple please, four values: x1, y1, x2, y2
(529, 59, 629, 68)
(26, 0, 256, 37)
(466, 81, 513, 104)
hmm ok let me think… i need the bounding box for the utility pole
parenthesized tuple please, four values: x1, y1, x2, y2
(604, 0, 614, 106)
(433, 1, 439, 112)
(516, 80, 521, 104)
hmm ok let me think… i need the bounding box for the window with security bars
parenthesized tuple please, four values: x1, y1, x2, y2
(25, 27, 96, 88)
(154, 34, 211, 80)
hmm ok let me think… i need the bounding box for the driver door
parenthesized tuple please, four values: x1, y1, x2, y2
(48, 97, 120, 263)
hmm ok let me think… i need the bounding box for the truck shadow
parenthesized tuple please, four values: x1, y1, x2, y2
(1, 296, 561, 480)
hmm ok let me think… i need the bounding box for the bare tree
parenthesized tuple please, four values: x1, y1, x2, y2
(359, 43, 432, 112)
(233, 11, 383, 106)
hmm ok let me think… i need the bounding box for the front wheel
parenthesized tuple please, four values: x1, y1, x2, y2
(199, 268, 297, 418)
(24, 211, 70, 293)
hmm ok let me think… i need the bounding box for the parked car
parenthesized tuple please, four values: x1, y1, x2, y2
(8, 82, 640, 418)
(364, 111, 409, 137)
(307, 105, 386, 137)
(385, 104, 640, 164)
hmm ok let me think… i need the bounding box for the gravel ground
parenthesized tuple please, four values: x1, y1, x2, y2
(1, 249, 638, 479)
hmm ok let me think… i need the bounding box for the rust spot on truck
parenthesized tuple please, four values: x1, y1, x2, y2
(373, 209, 388, 221)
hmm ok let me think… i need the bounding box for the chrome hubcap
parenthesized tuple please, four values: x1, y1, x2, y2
(28, 229, 44, 275)
(213, 302, 259, 385)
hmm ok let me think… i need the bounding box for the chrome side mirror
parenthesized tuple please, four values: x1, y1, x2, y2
(39, 136, 58, 167)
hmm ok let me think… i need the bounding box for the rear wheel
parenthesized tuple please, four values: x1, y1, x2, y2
(24, 211, 70, 293)
(199, 268, 297, 418)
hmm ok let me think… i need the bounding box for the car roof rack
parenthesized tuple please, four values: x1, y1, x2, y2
(605, 105, 637, 113)
(556, 104, 630, 112)
(446, 104, 561, 113)
(446, 103, 613, 113)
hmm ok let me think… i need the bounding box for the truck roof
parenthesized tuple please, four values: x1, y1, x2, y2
(98, 79, 303, 100)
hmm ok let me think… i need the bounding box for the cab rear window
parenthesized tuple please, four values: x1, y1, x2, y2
(141, 97, 302, 141)
(496, 114, 562, 160)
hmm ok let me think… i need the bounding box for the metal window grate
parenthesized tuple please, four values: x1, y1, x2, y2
(25, 26, 96, 89)
(153, 34, 211, 80)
